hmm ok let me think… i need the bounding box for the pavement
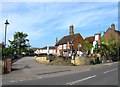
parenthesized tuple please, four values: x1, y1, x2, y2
(2, 57, 118, 85)
(3, 62, 118, 85)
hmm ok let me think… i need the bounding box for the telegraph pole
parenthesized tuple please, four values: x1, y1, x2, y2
(4, 20, 9, 47)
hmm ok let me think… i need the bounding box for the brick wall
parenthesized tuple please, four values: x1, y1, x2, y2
(73, 34, 85, 51)
(102, 28, 120, 43)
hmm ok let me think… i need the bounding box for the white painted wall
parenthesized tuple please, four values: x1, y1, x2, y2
(35, 48, 55, 55)
(63, 44, 67, 49)
(95, 34, 99, 41)
(34, 49, 40, 54)
(39, 49, 56, 54)
(93, 41, 97, 48)
(58, 45, 62, 50)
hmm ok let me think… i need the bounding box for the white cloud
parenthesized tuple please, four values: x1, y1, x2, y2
(1, 2, 118, 47)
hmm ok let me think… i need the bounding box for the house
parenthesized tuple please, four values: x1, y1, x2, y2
(84, 36, 95, 54)
(93, 33, 101, 48)
(84, 36, 95, 44)
(101, 23, 120, 43)
(34, 46, 55, 55)
(39, 46, 55, 55)
(55, 25, 85, 57)
(84, 23, 120, 54)
(84, 33, 101, 54)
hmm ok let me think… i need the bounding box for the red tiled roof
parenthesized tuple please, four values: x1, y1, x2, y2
(85, 36, 95, 43)
(56, 33, 82, 46)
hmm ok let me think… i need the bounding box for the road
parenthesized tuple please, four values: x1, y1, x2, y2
(3, 61, 118, 85)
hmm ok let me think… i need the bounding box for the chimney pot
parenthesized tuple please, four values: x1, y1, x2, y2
(69, 25, 74, 35)
(111, 23, 115, 30)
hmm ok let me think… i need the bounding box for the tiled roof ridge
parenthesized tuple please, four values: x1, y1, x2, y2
(56, 33, 81, 45)
(63, 33, 79, 37)
(85, 36, 94, 39)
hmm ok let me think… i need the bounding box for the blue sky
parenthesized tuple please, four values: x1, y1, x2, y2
(1, 2, 118, 48)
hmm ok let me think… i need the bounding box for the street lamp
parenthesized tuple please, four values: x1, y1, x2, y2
(4, 20, 9, 47)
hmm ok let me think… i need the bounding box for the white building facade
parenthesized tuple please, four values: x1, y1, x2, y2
(34, 46, 56, 55)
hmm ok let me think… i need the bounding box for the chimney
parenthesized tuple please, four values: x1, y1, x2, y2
(69, 25, 74, 35)
(111, 23, 115, 30)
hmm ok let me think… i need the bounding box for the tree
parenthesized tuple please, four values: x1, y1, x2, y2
(85, 41, 93, 54)
(108, 34, 115, 45)
(98, 38, 109, 59)
(97, 43, 110, 59)
(8, 32, 30, 55)
(99, 35, 120, 61)
(2, 46, 14, 58)
(100, 38, 106, 45)
(108, 41, 120, 61)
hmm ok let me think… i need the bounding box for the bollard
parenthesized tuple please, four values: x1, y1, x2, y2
(3, 60, 7, 74)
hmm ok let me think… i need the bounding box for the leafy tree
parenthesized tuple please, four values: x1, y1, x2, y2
(85, 41, 93, 54)
(2, 32, 30, 58)
(97, 43, 110, 59)
(108, 41, 120, 61)
(108, 34, 115, 45)
(27, 48, 34, 56)
(99, 35, 120, 61)
(8, 32, 30, 55)
(100, 38, 106, 45)
(2, 46, 14, 58)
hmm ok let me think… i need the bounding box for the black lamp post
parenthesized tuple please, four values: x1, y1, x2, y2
(4, 20, 9, 47)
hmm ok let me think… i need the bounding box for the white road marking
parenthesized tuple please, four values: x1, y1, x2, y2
(27, 77, 43, 81)
(10, 80, 16, 83)
(103, 68, 118, 74)
(19, 80, 25, 81)
(28, 79, 32, 80)
(66, 75, 96, 85)
(104, 63, 113, 66)
(37, 77, 43, 79)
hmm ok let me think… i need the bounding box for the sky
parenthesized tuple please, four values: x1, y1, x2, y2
(1, 1, 118, 48)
